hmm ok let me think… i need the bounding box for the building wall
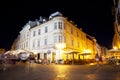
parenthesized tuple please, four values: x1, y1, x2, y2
(113, 0, 120, 49)
(19, 24, 31, 51)
(86, 38, 94, 59)
(64, 19, 87, 51)
(13, 12, 98, 62)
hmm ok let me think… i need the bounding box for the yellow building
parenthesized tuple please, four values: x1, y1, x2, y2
(112, 0, 120, 49)
(108, 0, 120, 59)
(0, 48, 6, 54)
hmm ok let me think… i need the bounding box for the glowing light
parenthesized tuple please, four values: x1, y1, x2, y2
(55, 43, 66, 60)
(89, 63, 96, 65)
(113, 46, 117, 50)
(55, 43, 66, 49)
(84, 49, 91, 53)
(55, 65, 68, 78)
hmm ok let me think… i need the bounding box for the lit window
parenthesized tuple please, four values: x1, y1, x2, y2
(77, 32, 79, 37)
(78, 42, 79, 48)
(63, 36, 66, 43)
(63, 22, 65, 29)
(71, 28, 73, 34)
(72, 39, 74, 46)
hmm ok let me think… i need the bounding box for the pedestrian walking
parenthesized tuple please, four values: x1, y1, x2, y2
(28, 54, 35, 72)
(99, 55, 102, 61)
(95, 53, 99, 65)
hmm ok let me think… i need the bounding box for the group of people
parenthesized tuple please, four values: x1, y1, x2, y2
(0, 55, 12, 71)
(95, 53, 103, 65)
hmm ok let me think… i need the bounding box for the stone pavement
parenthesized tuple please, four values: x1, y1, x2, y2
(0, 63, 120, 80)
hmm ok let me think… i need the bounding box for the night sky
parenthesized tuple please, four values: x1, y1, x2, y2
(0, 0, 114, 51)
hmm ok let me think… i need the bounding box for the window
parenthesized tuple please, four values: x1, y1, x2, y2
(44, 39, 47, 45)
(78, 42, 79, 48)
(79, 34, 81, 39)
(27, 32, 29, 38)
(63, 36, 66, 43)
(77, 32, 79, 37)
(59, 35, 62, 43)
(58, 22, 62, 29)
(38, 29, 41, 35)
(72, 40, 74, 46)
(54, 22, 57, 30)
(33, 31, 36, 37)
(24, 34, 25, 39)
(33, 42, 35, 48)
(81, 35, 85, 40)
(24, 43, 25, 48)
(54, 36, 57, 43)
(26, 41, 28, 47)
(45, 27, 48, 33)
(22, 44, 24, 48)
(71, 28, 73, 34)
(63, 22, 65, 29)
(37, 40, 40, 47)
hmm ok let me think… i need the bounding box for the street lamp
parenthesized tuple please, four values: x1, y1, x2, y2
(55, 43, 66, 60)
(113, 46, 117, 50)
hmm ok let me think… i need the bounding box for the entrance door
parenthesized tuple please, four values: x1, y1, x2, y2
(44, 53, 47, 59)
(37, 53, 40, 60)
(52, 52, 55, 62)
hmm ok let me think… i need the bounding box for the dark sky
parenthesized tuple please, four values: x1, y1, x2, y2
(0, 0, 114, 50)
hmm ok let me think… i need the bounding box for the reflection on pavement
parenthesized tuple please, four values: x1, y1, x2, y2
(87, 74, 96, 80)
(55, 65, 68, 79)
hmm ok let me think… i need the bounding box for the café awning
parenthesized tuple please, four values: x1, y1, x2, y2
(107, 49, 120, 53)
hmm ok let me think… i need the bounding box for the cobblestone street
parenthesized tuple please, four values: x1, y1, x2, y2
(0, 63, 120, 80)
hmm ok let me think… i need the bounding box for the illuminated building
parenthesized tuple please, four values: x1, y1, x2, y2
(13, 11, 100, 62)
(107, 0, 120, 59)
(112, 0, 120, 49)
(0, 48, 6, 54)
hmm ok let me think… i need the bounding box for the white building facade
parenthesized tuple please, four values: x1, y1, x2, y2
(14, 12, 98, 62)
